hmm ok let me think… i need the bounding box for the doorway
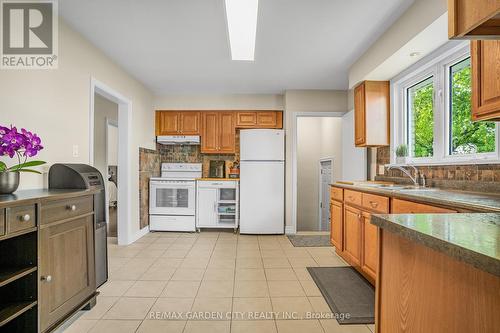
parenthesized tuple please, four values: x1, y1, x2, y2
(90, 78, 133, 245)
(93, 94, 119, 238)
(296, 116, 343, 232)
(319, 158, 333, 231)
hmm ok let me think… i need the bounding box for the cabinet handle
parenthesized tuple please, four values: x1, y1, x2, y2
(369, 201, 378, 208)
(41, 275, 52, 282)
(357, 213, 362, 219)
(20, 214, 30, 222)
(67, 205, 77, 211)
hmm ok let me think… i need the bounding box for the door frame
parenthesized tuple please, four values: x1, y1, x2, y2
(318, 157, 334, 231)
(89, 77, 135, 245)
(290, 112, 345, 234)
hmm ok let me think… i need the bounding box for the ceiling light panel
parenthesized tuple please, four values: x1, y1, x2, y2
(224, 0, 259, 61)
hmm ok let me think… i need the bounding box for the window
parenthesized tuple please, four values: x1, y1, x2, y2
(449, 58, 496, 155)
(407, 77, 434, 158)
(393, 42, 499, 165)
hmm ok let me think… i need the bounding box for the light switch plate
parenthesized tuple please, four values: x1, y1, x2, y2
(378, 165, 385, 175)
(72, 145, 79, 157)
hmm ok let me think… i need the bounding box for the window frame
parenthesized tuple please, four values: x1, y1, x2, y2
(391, 42, 500, 166)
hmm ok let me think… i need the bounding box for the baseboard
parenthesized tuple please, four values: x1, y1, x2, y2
(129, 225, 150, 244)
(285, 226, 296, 235)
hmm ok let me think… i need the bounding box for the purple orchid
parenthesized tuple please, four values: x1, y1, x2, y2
(0, 125, 45, 174)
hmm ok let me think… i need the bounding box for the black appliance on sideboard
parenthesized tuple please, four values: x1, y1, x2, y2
(48, 164, 108, 288)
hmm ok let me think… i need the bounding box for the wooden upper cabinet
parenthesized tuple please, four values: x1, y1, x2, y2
(448, 0, 500, 39)
(218, 112, 236, 153)
(179, 112, 201, 134)
(155, 111, 200, 135)
(354, 81, 390, 147)
(156, 111, 179, 135)
(201, 112, 235, 154)
(471, 40, 500, 121)
(236, 112, 257, 127)
(201, 112, 219, 153)
(236, 111, 283, 129)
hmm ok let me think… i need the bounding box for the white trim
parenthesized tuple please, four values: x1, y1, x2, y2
(104, 117, 118, 233)
(291, 111, 345, 236)
(318, 157, 334, 231)
(130, 226, 150, 243)
(90, 77, 134, 245)
(391, 41, 499, 166)
(285, 225, 295, 235)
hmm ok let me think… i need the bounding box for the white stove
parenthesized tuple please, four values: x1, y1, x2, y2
(149, 163, 202, 232)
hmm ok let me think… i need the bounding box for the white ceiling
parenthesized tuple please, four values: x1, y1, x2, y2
(60, 0, 414, 94)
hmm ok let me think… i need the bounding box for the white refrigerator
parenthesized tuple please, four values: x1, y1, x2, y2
(239, 129, 285, 234)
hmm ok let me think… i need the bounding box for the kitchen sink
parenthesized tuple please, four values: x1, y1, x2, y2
(362, 183, 437, 191)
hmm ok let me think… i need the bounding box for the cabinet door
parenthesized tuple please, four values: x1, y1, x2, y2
(236, 112, 257, 127)
(354, 83, 366, 146)
(330, 200, 343, 251)
(361, 212, 377, 281)
(40, 215, 95, 332)
(156, 111, 179, 135)
(179, 112, 200, 135)
(256, 112, 278, 128)
(343, 205, 361, 266)
(196, 187, 218, 227)
(471, 40, 500, 121)
(201, 112, 219, 153)
(218, 112, 236, 153)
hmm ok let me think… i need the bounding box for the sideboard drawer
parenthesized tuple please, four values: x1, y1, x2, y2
(6, 204, 36, 234)
(41, 195, 93, 224)
(0, 209, 4, 236)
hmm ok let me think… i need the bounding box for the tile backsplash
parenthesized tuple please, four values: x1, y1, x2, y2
(138, 134, 240, 227)
(375, 146, 500, 192)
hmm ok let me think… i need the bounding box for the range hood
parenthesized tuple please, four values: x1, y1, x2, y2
(157, 135, 200, 145)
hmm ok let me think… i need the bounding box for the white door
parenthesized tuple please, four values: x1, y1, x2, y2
(240, 129, 285, 161)
(240, 161, 284, 234)
(196, 187, 217, 227)
(319, 160, 333, 231)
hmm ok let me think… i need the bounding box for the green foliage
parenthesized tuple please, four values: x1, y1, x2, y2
(395, 144, 408, 157)
(450, 64, 495, 154)
(410, 58, 495, 157)
(410, 80, 434, 158)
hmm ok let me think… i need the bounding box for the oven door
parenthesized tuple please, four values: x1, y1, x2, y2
(149, 180, 195, 216)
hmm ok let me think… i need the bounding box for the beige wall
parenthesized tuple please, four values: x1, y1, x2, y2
(93, 94, 118, 182)
(348, 0, 447, 87)
(154, 94, 284, 110)
(297, 117, 342, 231)
(284, 90, 347, 231)
(0, 21, 154, 242)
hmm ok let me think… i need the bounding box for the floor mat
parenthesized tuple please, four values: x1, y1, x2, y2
(287, 235, 331, 247)
(307, 266, 375, 324)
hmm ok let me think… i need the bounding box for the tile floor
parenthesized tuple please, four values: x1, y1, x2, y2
(63, 231, 375, 333)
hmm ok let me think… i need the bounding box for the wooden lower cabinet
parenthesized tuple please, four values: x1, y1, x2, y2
(39, 215, 95, 332)
(330, 200, 343, 251)
(361, 212, 377, 281)
(343, 205, 362, 266)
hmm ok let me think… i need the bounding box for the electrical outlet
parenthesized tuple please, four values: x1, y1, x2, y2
(72, 145, 79, 158)
(378, 165, 385, 175)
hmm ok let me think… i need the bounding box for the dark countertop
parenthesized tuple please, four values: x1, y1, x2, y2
(332, 182, 500, 212)
(0, 189, 98, 207)
(371, 213, 500, 277)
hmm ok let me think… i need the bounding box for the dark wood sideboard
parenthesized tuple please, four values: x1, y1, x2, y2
(0, 189, 98, 333)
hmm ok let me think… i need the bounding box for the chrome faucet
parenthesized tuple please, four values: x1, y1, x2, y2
(387, 165, 420, 186)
